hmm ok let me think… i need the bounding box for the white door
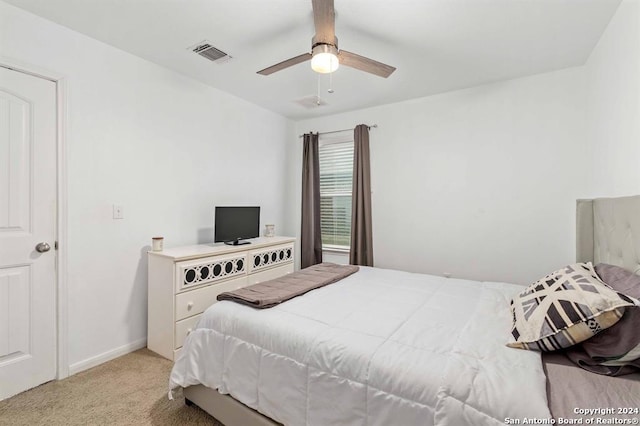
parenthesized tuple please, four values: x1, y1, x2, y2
(0, 66, 57, 400)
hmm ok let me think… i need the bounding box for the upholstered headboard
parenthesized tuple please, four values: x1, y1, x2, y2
(576, 195, 640, 274)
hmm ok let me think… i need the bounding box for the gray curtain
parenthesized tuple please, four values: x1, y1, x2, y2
(350, 125, 374, 266)
(301, 133, 323, 268)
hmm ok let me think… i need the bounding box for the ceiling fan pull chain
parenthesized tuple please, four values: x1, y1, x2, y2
(328, 69, 334, 94)
(317, 73, 321, 105)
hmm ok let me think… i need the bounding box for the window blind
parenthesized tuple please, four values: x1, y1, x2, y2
(319, 141, 354, 248)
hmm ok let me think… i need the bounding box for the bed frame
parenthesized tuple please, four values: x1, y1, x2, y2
(576, 195, 640, 273)
(183, 384, 279, 426)
(184, 194, 640, 425)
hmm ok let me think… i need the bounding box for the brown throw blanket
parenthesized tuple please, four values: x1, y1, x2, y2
(217, 263, 359, 308)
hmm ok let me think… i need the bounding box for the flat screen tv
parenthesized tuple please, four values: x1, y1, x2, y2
(214, 206, 260, 245)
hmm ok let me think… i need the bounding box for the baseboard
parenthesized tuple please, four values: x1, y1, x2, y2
(68, 338, 147, 376)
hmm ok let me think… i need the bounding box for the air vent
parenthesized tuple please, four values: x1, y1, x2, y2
(294, 96, 328, 109)
(189, 40, 231, 63)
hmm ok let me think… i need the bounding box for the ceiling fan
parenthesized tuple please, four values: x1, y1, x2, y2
(257, 0, 396, 78)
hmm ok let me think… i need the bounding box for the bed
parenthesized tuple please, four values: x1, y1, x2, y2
(170, 195, 640, 426)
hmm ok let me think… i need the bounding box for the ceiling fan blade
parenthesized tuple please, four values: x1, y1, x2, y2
(338, 50, 396, 78)
(257, 53, 312, 75)
(312, 0, 336, 44)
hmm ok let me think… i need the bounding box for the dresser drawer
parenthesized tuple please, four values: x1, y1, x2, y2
(248, 263, 294, 285)
(175, 314, 201, 349)
(175, 275, 247, 321)
(176, 252, 247, 293)
(248, 243, 294, 273)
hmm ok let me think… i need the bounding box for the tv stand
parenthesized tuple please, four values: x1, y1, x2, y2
(224, 239, 250, 246)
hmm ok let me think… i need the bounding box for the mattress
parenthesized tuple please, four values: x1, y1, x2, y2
(170, 266, 551, 425)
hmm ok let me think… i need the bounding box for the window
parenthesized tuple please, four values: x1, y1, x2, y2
(319, 140, 353, 250)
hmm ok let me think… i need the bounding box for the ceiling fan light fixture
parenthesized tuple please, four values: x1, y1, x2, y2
(257, 0, 395, 78)
(311, 44, 339, 74)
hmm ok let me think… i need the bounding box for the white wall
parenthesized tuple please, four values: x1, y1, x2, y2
(585, 0, 640, 197)
(1, 1, 292, 370)
(290, 68, 589, 285)
(286, 0, 640, 286)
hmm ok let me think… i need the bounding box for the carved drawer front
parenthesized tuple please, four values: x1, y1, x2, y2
(176, 253, 247, 292)
(175, 276, 247, 321)
(249, 243, 294, 273)
(175, 314, 201, 349)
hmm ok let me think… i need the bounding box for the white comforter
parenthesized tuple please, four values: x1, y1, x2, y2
(170, 266, 551, 426)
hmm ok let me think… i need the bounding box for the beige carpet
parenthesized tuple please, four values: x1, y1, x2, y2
(0, 349, 223, 426)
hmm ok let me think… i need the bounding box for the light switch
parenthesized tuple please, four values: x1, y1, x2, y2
(113, 205, 124, 219)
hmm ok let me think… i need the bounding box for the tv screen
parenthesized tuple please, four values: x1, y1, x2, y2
(214, 206, 260, 244)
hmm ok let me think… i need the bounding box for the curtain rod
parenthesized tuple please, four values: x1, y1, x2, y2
(298, 124, 377, 138)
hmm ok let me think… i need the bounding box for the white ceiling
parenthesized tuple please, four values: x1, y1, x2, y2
(5, 0, 621, 119)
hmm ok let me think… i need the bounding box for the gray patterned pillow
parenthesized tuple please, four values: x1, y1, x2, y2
(508, 263, 635, 351)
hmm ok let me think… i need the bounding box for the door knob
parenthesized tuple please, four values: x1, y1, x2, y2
(35, 242, 51, 253)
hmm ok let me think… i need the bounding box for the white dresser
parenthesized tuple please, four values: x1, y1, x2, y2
(147, 236, 296, 360)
